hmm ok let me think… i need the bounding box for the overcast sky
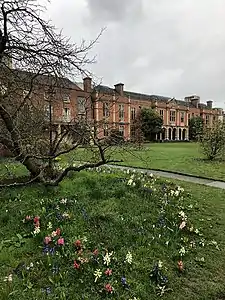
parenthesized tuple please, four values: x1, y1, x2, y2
(46, 0, 225, 107)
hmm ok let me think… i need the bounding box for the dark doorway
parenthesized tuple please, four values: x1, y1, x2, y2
(172, 128, 176, 140)
(168, 128, 172, 140)
(182, 129, 186, 140)
(162, 128, 165, 140)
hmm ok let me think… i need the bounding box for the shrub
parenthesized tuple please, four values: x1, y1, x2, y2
(200, 121, 225, 160)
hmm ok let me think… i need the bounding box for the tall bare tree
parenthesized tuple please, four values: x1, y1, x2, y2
(0, 0, 120, 186)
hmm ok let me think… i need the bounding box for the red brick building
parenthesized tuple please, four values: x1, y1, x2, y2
(1, 73, 224, 149)
(53, 78, 223, 141)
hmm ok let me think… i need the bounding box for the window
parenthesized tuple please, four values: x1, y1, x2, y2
(0, 83, 7, 95)
(63, 108, 71, 122)
(159, 110, 164, 119)
(170, 110, 176, 122)
(180, 112, 185, 123)
(213, 115, 216, 122)
(206, 114, 209, 125)
(131, 107, 136, 120)
(103, 125, 109, 137)
(63, 93, 70, 103)
(103, 102, 110, 118)
(119, 104, 125, 121)
(130, 125, 135, 138)
(77, 97, 86, 114)
(119, 125, 124, 136)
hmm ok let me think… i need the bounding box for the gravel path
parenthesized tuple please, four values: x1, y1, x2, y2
(107, 165, 225, 190)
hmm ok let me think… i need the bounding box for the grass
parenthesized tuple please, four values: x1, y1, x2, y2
(1, 142, 225, 181)
(110, 142, 225, 180)
(1, 169, 225, 299)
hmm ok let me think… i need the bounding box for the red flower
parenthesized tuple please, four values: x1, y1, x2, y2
(57, 237, 64, 245)
(56, 228, 61, 236)
(33, 216, 40, 223)
(93, 249, 99, 256)
(104, 268, 112, 276)
(73, 260, 80, 269)
(105, 283, 113, 293)
(74, 240, 82, 248)
(34, 221, 40, 228)
(178, 260, 184, 272)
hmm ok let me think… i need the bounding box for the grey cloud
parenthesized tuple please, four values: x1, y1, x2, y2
(86, 0, 143, 22)
(47, 0, 225, 107)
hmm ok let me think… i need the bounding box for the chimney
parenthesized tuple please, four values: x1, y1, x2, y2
(207, 100, 213, 109)
(114, 83, 124, 96)
(185, 95, 200, 108)
(83, 77, 92, 92)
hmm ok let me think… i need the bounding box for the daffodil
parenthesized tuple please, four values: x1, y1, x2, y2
(125, 251, 133, 264)
(94, 269, 102, 282)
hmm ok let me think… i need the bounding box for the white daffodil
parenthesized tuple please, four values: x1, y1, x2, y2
(179, 221, 186, 230)
(60, 198, 67, 204)
(33, 226, 40, 235)
(158, 260, 163, 268)
(179, 246, 186, 256)
(94, 269, 102, 282)
(125, 251, 133, 264)
(47, 222, 53, 230)
(103, 251, 113, 266)
(4, 274, 13, 282)
(174, 190, 180, 197)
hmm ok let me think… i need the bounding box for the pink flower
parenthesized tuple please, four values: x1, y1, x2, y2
(93, 249, 99, 256)
(57, 237, 64, 245)
(44, 236, 52, 245)
(179, 221, 186, 230)
(25, 216, 31, 221)
(105, 283, 113, 293)
(73, 260, 80, 269)
(104, 268, 112, 276)
(74, 240, 82, 248)
(56, 228, 61, 236)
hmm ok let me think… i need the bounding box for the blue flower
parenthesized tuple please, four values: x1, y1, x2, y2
(121, 276, 129, 289)
(121, 277, 127, 285)
(41, 287, 52, 295)
(52, 265, 59, 274)
(81, 207, 89, 220)
(43, 245, 55, 255)
(157, 215, 166, 227)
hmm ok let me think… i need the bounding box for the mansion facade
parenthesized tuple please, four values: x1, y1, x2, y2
(52, 77, 223, 141)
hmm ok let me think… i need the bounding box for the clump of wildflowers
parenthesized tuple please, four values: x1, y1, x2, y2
(125, 251, 133, 264)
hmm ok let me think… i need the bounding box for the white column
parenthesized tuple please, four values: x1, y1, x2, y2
(176, 127, 179, 140)
(166, 108, 169, 126)
(165, 127, 169, 140)
(185, 128, 189, 141)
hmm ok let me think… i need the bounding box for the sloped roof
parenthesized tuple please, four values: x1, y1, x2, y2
(95, 84, 193, 107)
(0, 67, 82, 91)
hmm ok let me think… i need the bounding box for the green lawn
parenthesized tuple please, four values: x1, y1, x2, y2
(62, 142, 225, 181)
(1, 142, 225, 181)
(112, 142, 225, 180)
(1, 170, 225, 299)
